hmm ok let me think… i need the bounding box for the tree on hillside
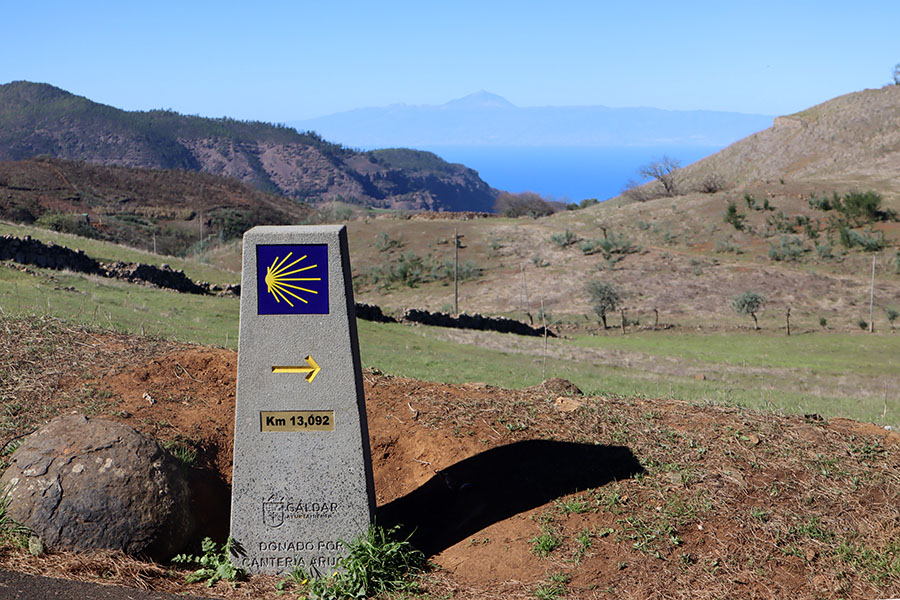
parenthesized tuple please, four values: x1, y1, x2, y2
(586, 279, 621, 329)
(731, 291, 766, 330)
(893, 63, 900, 85)
(639, 156, 682, 197)
(494, 191, 557, 218)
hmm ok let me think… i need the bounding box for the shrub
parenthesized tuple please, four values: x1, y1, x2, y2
(839, 190, 894, 224)
(765, 211, 796, 235)
(768, 235, 808, 262)
(585, 280, 621, 329)
(374, 232, 403, 252)
(732, 291, 766, 330)
(579, 232, 640, 259)
(815, 241, 836, 260)
(886, 307, 899, 329)
(808, 195, 835, 211)
(724, 202, 745, 231)
(34, 211, 100, 239)
(697, 173, 726, 194)
(550, 229, 579, 248)
(714, 238, 743, 254)
(838, 227, 885, 252)
(360, 252, 481, 290)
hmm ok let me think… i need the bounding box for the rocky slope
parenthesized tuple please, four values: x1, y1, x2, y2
(0, 81, 498, 212)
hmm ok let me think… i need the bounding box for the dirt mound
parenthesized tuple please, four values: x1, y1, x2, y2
(2, 318, 900, 598)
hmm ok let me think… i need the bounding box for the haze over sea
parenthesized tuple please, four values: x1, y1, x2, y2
(420, 145, 722, 203)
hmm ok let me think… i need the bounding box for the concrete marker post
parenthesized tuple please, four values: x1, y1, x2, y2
(230, 225, 375, 575)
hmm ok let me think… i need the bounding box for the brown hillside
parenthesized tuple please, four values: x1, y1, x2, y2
(0, 157, 312, 255)
(680, 85, 900, 194)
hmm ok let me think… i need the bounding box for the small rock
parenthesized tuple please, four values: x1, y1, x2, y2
(553, 396, 582, 412)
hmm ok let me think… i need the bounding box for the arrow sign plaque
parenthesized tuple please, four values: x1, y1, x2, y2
(271, 355, 321, 382)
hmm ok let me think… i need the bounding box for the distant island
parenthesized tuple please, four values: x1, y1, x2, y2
(289, 91, 774, 148)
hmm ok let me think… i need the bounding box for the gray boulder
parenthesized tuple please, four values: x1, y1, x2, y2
(0, 415, 194, 560)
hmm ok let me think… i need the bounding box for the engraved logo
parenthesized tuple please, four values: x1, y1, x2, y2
(262, 495, 285, 528)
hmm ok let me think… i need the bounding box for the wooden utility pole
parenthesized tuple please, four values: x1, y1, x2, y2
(541, 298, 548, 382)
(522, 265, 532, 324)
(869, 255, 876, 333)
(786, 306, 791, 336)
(454, 228, 459, 315)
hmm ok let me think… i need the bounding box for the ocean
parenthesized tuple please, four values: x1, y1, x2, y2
(421, 145, 722, 203)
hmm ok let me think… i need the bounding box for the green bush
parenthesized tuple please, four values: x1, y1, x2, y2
(34, 211, 100, 239)
(808, 194, 836, 211)
(768, 235, 808, 262)
(838, 227, 885, 252)
(724, 202, 745, 231)
(374, 232, 403, 252)
(714, 238, 743, 254)
(550, 229, 579, 248)
(579, 231, 640, 258)
(839, 190, 895, 224)
(360, 252, 481, 290)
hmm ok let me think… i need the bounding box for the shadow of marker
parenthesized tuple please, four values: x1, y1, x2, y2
(376, 439, 643, 556)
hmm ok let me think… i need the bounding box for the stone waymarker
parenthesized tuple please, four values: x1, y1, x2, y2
(230, 225, 375, 575)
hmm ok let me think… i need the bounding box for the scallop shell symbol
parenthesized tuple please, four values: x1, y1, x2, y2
(264, 252, 322, 307)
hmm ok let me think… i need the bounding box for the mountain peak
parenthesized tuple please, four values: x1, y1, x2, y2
(442, 90, 515, 109)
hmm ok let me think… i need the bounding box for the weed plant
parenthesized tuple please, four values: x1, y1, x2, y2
(172, 537, 244, 587)
(288, 524, 425, 600)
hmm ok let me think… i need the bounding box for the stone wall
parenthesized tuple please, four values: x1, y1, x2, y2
(0, 235, 103, 275)
(0, 234, 241, 296)
(401, 308, 554, 337)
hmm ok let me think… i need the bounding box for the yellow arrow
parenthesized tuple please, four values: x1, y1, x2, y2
(271, 355, 321, 382)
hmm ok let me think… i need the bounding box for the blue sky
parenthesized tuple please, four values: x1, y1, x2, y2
(3, 1, 898, 122)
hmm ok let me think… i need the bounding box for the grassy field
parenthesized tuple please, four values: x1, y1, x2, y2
(1, 222, 898, 428)
(358, 321, 900, 427)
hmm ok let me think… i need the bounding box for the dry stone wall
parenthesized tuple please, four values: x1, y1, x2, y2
(401, 308, 554, 337)
(0, 235, 102, 275)
(0, 234, 239, 296)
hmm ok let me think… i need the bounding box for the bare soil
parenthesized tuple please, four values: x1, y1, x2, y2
(2, 315, 900, 599)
